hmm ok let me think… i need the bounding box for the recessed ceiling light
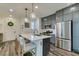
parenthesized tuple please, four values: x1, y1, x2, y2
(9, 9, 14, 12)
(70, 7, 75, 11)
(35, 6, 38, 9)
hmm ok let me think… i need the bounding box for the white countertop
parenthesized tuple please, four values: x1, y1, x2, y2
(18, 33, 51, 55)
(20, 33, 51, 41)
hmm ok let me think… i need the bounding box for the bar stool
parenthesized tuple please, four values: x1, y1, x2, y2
(17, 35, 36, 56)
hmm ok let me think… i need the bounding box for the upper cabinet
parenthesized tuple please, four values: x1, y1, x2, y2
(41, 17, 48, 29)
(56, 15, 63, 23)
(41, 14, 56, 29)
(56, 10, 63, 16)
(71, 4, 79, 13)
(56, 4, 79, 22)
(63, 13, 72, 21)
(56, 10, 63, 23)
(63, 4, 79, 15)
(63, 7, 73, 14)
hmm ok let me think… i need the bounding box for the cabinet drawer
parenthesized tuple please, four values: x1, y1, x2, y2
(63, 40, 71, 51)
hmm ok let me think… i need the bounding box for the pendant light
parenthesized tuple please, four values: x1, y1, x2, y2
(24, 8, 28, 22)
(30, 3, 36, 19)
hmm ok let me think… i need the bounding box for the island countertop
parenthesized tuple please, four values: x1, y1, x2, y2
(20, 33, 51, 41)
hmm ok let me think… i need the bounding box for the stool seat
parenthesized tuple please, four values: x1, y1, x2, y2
(23, 43, 36, 53)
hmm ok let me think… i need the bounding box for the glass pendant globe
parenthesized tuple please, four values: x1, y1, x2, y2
(30, 12, 36, 19)
(25, 18, 28, 22)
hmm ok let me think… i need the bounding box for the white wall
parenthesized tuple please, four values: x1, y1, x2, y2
(0, 17, 21, 42)
(20, 17, 41, 34)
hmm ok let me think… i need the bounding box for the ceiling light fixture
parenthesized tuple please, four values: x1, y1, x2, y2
(35, 5, 38, 9)
(9, 9, 14, 12)
(70, 7, 75, 11)
(24, 8, 29, 22)
(30, 3, 36, 19)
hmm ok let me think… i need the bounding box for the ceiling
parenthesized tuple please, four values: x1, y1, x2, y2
(0, 3, 73, 19)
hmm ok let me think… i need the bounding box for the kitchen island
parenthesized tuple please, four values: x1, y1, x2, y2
(18, 33, 51, 56)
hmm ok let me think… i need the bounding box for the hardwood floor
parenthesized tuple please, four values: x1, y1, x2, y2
(0, 40, 22, 56)
(0, 41, 79, 56)
(48, 44, 79, 56)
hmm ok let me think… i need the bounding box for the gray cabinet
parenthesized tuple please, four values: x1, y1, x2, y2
(63, 40, 71, 51)
(61, 22, 65, 38)
(72, 4, 79, 12)
(56, 15, 63, 23)
(56, 10, 63, 23)
(41, 18, 48, 29)
(64, 21, 71, 39)
(50, 34, 55, 44)
(73, 11, 79, 19)
(41, 14, 56, 29)
(63, 4, 79, 15)
(41, 17, 52, 29)
(73, 11, 79, 52)
(56, 10, 63, 16)
(63, 13, 72, 21)
(43, 38, 50, 56)
(63, 7, 72, 14)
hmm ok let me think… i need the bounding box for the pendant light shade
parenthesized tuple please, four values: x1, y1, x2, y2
(30, 12, 36, 19)
(24, 8, 29, 22)
(25, 18, 28, 22)
(30, 3, 36, 19)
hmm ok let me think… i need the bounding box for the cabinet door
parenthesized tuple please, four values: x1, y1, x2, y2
(56, 23, 61, 38)
(50, 34, 55, 44)
(63, 13, 72, 21)
(56, 39, 60, 48)
(56, 10, 63, 23)
(56, 10, 63, 16)
(61, 40, 63, 48)
(63, 7, 72, 14)
(43, 38, 50, 56)
(74, 4, 79, 12)
(64, 21, 71, 39)
(73, 12, 79, 52)
(61, 22, 65, 38)
(56, 15, 62, 23)
(63, 40, 71, 51)
(59, 39, 62, 48)
(41, 18, 47, 29)
(42, 18, 51, 29)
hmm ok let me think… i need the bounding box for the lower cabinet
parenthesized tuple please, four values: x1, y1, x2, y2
(55, 38, 62, 48)
(55, 39, 71, 51)
(63, 40, 71, 51)
(43, 38, 50, 56)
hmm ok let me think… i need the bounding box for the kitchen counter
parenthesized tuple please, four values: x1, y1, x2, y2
(20, 33, 51, 41)
(18, 33, 51, 56)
